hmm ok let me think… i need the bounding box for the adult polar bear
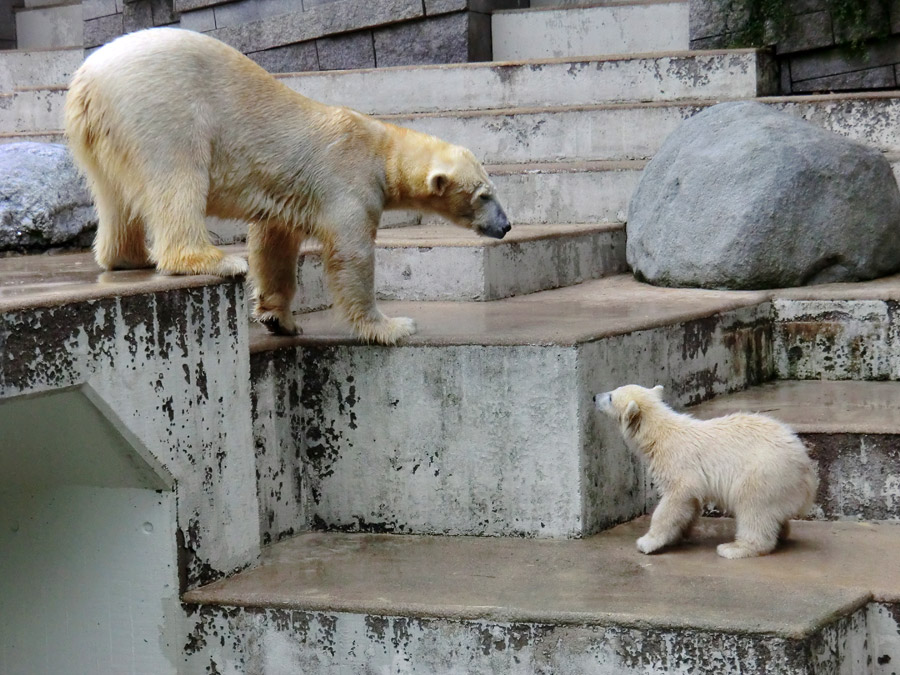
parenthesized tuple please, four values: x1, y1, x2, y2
(64, 28, 510, 345)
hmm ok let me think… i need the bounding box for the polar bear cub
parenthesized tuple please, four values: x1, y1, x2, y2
(595, 384, 818, 559)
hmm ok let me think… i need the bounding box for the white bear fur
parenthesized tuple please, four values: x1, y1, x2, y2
(595, 384, 819, 559)
(64, 28, 509, 345)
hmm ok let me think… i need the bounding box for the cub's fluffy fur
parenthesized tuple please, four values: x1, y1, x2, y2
(595, 384, 818, 559)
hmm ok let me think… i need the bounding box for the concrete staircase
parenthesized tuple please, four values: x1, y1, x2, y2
(1, 2, 899, 674)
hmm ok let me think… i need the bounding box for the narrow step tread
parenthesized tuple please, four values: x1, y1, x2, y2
(690, 380, 900, 434)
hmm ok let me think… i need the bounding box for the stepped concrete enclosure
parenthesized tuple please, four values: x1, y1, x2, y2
(1, 2, 900, 674)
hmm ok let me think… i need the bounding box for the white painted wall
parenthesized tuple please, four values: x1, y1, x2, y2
(0, 389, 180, 675)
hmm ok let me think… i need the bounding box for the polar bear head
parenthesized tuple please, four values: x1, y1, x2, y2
(595, 384, 665, 439)
(425, 145, 511, 239)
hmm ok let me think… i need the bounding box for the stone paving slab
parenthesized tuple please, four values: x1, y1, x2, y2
(183, 517, 900, 638)
(0, 250, 226, 312)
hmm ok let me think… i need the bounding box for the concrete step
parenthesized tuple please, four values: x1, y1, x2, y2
(0, 149, 641, 225)
(249, 271, 900, 542)
(278, 49, 775, 114)
(251, 222, 629, 315)
(249, 274, 774, 540)
(14, 2, 83, 50)
(389, 93, 900, 165)
(10, 92, 900, 168)
(772, 274, 900, 381)
(492, 0, 690, 61)
(182, 519, 900, 674)
(0, 129, 66, 145)
(0, 47, 83, 92)
(0, 50, 774, 133)
(691, 380, 900, 521)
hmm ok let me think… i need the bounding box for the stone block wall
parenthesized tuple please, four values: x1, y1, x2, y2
(691, 0, 900, 93)
(84, 0, 529, 71)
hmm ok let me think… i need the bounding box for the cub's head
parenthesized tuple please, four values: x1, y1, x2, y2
(594, 384, 665, 438)
(426, 146, 511, 239)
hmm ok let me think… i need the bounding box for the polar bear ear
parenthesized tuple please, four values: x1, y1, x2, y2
(623, 400, 643, 435)
(428, 171, 450, 196)
(623, 400, 640, 422)
(652, 385, 664, 397)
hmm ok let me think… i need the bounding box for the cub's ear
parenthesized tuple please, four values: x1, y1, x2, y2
(623, 400, 641, 433)
(428, 171, 449, 196)
(652, 385, 664, 396)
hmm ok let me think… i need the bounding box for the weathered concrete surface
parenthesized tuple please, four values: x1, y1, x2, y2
(691, 381, 900, 520)
(249, 276, 772, 536)
(0, 249, 234, 313)
(774, 297, 900, 380)
(181, 519, 900, 673)
(0, 282, 260, 588)
(252, 273, 771, 349)
(492, 1, 690, 60)
(0, 47, 83, 92)
(250, 349, 309, 546)
(1, 86, 67, 135)
(274, 223, 628, 313)
(279, 49, 774, 114)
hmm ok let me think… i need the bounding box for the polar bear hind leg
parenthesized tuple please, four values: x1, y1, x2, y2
(717, 511, 783, 559)
(90, 170, 151, 270)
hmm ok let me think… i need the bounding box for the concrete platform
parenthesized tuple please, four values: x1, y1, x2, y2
(691, 380, 900, 520)
(248, 275, 774, 539)
(690, 379, 900, 435)
(184, 518, 900, 628)
(249, 273, 770, 349)
(0, 222, 626, 314)
(8, 89, 900, 166)
(772, 274, 900, 381)
(492, 0, 690, 60)
(0, 249, 227, 313)
(180, 518, 900, 673)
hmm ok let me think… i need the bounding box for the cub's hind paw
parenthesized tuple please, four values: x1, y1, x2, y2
(717, 541, 766, 559)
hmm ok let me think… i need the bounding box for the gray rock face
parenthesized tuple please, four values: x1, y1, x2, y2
(627, 101, 900, 289)
(0, 142, 96, 252)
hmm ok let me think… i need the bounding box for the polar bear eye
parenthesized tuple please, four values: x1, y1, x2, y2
(478, 193, 492, 201)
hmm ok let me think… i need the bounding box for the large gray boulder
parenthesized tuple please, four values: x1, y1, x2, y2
(627, 101, 900, 289)
(0, 142, 96, 252)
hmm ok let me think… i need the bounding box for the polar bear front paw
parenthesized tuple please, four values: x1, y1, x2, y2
(636, 534, 664, 554)
(258, 313, 299, 337)
(214, 254, 250, 277)
(357, 316, 417, 345)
